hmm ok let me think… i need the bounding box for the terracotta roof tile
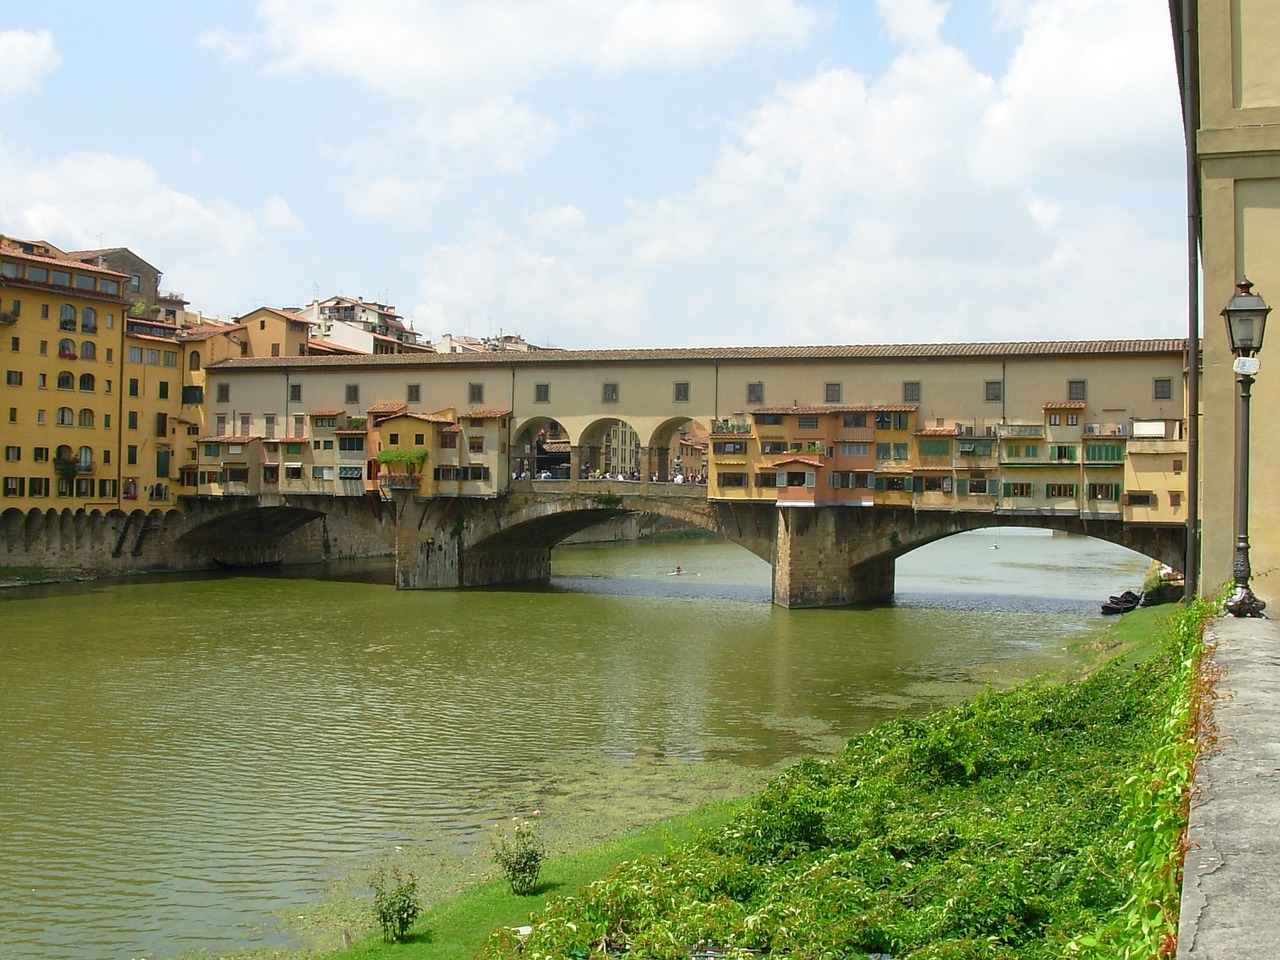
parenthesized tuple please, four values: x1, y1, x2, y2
(0, 248, 129, 278)
(754, 404, 918, 415)
(382, 411, 456, 424)
(770, 455, 824, 467)
(197, 435, 258, 443)
(309, 409, 344, 417)
(1043, 400, 1088, 409)
(914, 426, 957, 436)
(176, 323, 246, 342)
(459, 409, 512, 419)
(366, 401, 408, 414)
(205, 339, 1190, 371)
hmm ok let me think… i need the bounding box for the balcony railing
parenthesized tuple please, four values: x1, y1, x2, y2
(380, 473, 423, 489)
(998, 424, 1044, 438)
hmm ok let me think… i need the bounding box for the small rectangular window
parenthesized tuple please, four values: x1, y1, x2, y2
(984, 381, 1003, 402)
(345, 384, 360, 404)
(468, 436, 485, 454)
(289, 383, 303, 402)
(824, 382, 842, 403)
(534, 383, 550, 403)
(1067, 379, 1086, 401)
(216, 383, 230, 403)
(746, 381, 764, 404)
(797, 415, 819, 430)
(158, 381, 169, 400)
(602, 382, 619, 403)
(406, 383, 420, 403)
(1153, 378, 1172, 400)
(903, 381, 921, 403)
(468, 382, 484, 404)
(673, 381, 690, 403)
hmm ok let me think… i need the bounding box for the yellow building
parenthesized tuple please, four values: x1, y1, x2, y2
(1, 239, 129, 508)
(1190, 1, 1280, 604)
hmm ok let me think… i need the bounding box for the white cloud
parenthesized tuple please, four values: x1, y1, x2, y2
(0, 148, 267, 319)
(453, 0, 1184, 347)
(196, 27, 256, 61)
(0, 29, 60, 100)
(251, 0, 816, 100)
(973, 0, 1182, 186)
(876, 0, 948, 50)
(413, 232, 648, 347)
(207, 0, 817, 223)
(262, 196, 303, 233)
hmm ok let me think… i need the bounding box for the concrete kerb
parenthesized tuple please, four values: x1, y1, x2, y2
(1178, 615, 1280, 959)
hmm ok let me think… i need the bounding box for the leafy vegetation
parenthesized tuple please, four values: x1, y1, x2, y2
(376, 448, 428, 467)
(369, 865, 422, 943)
(492, 815, 547, 896)
(476, 601, 1213, 960)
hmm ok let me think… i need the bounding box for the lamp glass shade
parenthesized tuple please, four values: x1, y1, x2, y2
(1221, 279, 1270, 358)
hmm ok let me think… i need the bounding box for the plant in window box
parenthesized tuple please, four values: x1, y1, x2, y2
(53, 458, 79, 481)
(0, 310, 17, 325)
(377, 448, 428, 487)
(345, 416, 367, 430)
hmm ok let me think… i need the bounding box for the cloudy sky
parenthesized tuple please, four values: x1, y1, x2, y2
(0, 1, 1185, 349)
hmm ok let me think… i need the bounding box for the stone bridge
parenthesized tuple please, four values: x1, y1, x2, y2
(0, 494, 398, 576)
(391, 480, 1187, 607)
(2, 485, 1184, 605)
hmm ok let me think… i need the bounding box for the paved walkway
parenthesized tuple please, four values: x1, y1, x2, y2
(1178, 615, 1280, 958)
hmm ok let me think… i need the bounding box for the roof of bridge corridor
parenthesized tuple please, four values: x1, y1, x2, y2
(209, 339, 1190, 369)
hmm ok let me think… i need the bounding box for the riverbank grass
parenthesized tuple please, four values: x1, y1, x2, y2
(235, 603, 1203, 960)
(314, 802, 744, 960)
(472, 600, 1209, 959)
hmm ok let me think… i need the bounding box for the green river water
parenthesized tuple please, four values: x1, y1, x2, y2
(0, 529, 1149, 959)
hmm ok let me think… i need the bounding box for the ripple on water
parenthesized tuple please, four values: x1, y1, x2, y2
(0, 535, 1148, 959)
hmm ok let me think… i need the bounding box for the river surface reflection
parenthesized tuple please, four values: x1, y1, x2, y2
(0, 529, 1148, 959)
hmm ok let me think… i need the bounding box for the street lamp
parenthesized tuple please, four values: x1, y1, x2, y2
(1220, 278, 1270, 617)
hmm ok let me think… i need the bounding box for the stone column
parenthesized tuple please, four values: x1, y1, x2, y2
(771, 504, 895, 607)
(569, 445, 583, 490)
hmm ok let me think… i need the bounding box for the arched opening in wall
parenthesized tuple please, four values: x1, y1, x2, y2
(578, 416, 645, 480)
(648, 416, 712, 484)
(511, 417, 569, 478)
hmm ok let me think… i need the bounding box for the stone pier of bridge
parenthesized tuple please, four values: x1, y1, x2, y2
(390, 484, 1186, 609)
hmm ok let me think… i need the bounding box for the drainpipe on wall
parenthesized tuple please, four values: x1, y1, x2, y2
(1175, 0, 1201, 598)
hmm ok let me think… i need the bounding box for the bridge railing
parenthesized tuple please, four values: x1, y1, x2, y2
(508, 478, 708, 499)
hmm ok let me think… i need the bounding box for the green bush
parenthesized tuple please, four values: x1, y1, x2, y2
(493, 815, 545, 896)
(370, 865, 422, 942)
(480, 603, 1213, 960)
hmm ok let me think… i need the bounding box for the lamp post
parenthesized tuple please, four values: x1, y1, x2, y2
(1220, 278, 1270, 618)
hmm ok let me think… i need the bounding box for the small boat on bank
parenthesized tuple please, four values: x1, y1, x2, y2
(1101, 590, 1141, 615)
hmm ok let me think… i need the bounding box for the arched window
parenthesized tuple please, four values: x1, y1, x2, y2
(81, 307, 97, 333)
(189, 350, 201, 371)
(58, 338, 76, 358)
(80, 341, 97, 361)
(57, 371, 74, 390)
(78, 409, 94, 428)
(56, 408, 74, 426)
(59, 304, 75, 330)
(55, 444, 73, 461)
(79, 373, 95, 392)
(77, 446, 93, 468)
